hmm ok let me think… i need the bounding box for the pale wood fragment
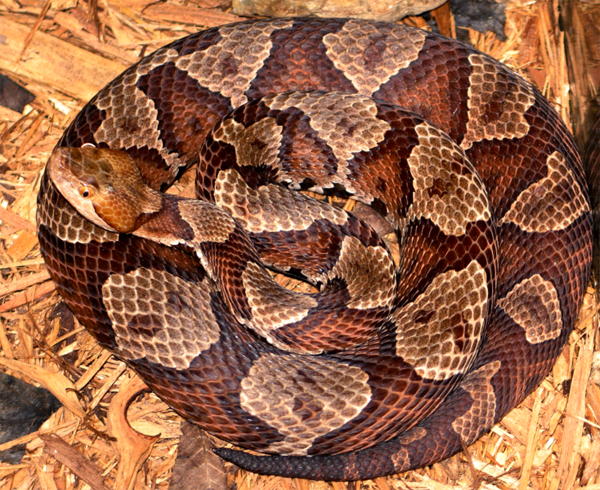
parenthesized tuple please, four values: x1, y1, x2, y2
(0, 280, 55, 313)
(73, 350, 113, 391)
(0, 206, 37, 232)
(0, 18, 128, 101)
(0, 270, 50, 297)
(6, 230, 38, 261)
(0, 105, 23, 122)
(17, 0, 52, 63)
(518, 387, 543, 490)
(557, 324, 596, 488)
(53, 11, 139, 65)
(501, 406, 531, 445)
(41, 433, 109, 490)
(88, 361, 127, 410)
(141, 4, 243, 26)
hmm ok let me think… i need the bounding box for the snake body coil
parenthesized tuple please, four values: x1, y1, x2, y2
(38, 18, 593, 481)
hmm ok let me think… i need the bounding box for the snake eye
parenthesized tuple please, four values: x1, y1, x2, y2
(79, 186, 95, 199)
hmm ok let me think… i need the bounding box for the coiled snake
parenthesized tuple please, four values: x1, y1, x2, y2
(37, 18, 593, 481)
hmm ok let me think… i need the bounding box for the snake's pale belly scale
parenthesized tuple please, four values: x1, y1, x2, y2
(37, 18, 592, 481)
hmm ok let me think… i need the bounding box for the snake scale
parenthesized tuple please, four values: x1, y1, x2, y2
(37, 18, 593, 481)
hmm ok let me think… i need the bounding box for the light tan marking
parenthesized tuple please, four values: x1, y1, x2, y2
(102, 268, 220, 370)
(240, 353, 371, 455)
(242, 262, 318, 351)
(322, 20, 427, 96)
(325, 236, 395, 310)
(212, 117, 290, 181)
(461, 54, 536, 150)
(498, 152, 590, 232)
(390, 427, 427, 472)
(451, 361, 501, 443)
(498, 274, 562, 344)
(394, 260, 488, 380)
(214, 169, 348, 233)
(407, 122, 491, 235)
(94, 48, 184, 172)
(177, 200, 236, 243)
(175, 20, 294, 108)
(265, 92, 390, 192)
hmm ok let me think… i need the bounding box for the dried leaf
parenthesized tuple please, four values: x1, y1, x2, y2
(170, 422, 227, 490)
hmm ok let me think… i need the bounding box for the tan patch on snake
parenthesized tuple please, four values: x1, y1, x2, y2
(461, 54, 536, 150)
(240, 353, 371, 455)
(102, 268, 220, 370)
(175, 20, 294, 108)
(177, 200, 236, 243)
(323, 20, 427, 95)
(498, 152, 590, 232)
(94, 48, 184, 172)
(214, 169, 348, 233)
(390, 427, 427, 472)
(265, 92, 390, 193)
(325, 236, 395, 310)
(498, 274, 562, 344)
(407, 122, 491, 235)
(394, 260, 488, 380)
(242, 262, 318, 351)
(452, 361, 501, 443)
(212, 117, 285, 177)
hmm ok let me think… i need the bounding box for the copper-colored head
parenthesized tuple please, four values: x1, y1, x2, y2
(46, 146, 161, 233)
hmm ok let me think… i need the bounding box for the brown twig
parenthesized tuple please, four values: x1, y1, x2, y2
(17, 0, 52, 62)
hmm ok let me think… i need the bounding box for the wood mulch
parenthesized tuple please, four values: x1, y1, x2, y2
(0, 0, 599, 488)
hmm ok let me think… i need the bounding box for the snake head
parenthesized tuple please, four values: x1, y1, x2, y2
(46, 146, 161, 233)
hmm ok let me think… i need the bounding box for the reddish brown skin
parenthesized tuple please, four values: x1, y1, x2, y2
(37, 18, 592, 481)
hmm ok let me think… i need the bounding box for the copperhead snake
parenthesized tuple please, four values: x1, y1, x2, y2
(37, 18, 593, 481)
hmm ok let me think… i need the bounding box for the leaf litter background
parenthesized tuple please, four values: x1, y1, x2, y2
(0, 0, 599, 488)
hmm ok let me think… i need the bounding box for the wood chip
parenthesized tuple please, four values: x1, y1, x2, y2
(140, 4, 243, 27)
(0, 206, 37, 233)
(41, 433, 109, 490)
(0, 18, 128, 101)
(557, 324, 596, 488)
(519, 387, 544, 489)
(0, 270, 50, 298)
(0, 280, 55, 313)
(6, 230, 38, 261)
